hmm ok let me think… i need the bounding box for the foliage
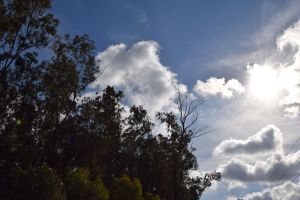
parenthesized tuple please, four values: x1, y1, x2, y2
(65, 168, 109, 200)
(144, 192, 161, 200)
(7, 164, 66, 200)
(111, 175, 143, 200)
(187, 171, 221, 199)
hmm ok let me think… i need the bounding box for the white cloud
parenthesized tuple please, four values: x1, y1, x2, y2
(189, 170, 204, 179)
(193, 77, 245, 99)
(228, 181, 300, 200)
(220, 152, 300, 184)
(231, 18, 300, 118)
(217, 126, 300, 186)
(246, 64, 281, 102)
(276, 19, 300, 117)
(88, 41, 187, 117)
(200, 8, 300, 200)
(207, 18, 300, 117)
(284, 105, 300, 119)
(188, 170, 219, 192)
(277, 19, 300, 53)
(253, 0, 300, 47)
(213, 125, 283, 156)
(211, 0, 300, 72)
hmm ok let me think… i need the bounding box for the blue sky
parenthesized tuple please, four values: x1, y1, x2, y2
(53, 0, 268, 84)
(52, 1, 300, 199)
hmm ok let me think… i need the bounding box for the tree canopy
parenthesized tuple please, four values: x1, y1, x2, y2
(0, 0, 221, 199)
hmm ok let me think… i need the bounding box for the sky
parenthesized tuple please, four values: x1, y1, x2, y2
(52, 1, 300, 199)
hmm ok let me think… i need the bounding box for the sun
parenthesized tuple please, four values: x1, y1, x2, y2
(247, 64, 280, 102)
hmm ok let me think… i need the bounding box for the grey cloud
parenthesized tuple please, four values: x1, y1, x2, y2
(228, 181, 300, 200)
(276, 18, 300, 118)
(213, 125, 283, 156)
(220, 151, 300, 183)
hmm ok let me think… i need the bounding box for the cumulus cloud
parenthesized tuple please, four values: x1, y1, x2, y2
(220, 152, 300, 184)
(284, 105, 300, 119)
(87, 41, 187, 116)
(228, 181, 300, 200)
(213, 125, 283, 156)
(216, 126, 300, 186)
(193, 77, 245, 99)
(219, 18, 300, 117)
(276, 19, 300, 117)
(277, 19, 300, 54)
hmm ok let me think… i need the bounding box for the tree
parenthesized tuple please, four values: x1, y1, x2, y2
(6, 164, 66, 200)
(74, 86, 124, 183)
(0, 0, 58, 135)
(65, 168, 109, 200)
(120, 105, 153, 178)
(111, 174, 143, 200)
(151, 92, 219, 200)
(40, 34, 97, 175)
(144, 192, 161, 200)
(0, 0, 59, 194)
(156, 111, 198, 200)
(187, 171, 221, 199)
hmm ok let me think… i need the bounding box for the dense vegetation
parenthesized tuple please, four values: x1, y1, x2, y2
(0, 0, 221, 199)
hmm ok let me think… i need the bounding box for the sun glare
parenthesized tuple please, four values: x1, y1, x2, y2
(247, 64, 280, 101)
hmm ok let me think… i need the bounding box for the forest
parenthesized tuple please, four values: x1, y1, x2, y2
(0, 0, 221, 199)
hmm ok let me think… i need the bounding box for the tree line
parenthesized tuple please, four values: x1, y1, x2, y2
(0, 0, 221, 199)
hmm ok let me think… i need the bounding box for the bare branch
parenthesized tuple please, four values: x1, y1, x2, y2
(174, 87, 211, 139)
